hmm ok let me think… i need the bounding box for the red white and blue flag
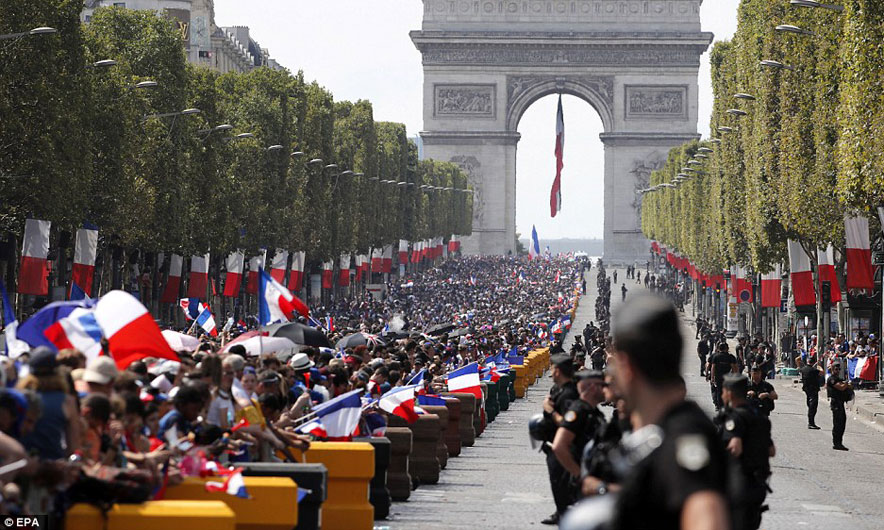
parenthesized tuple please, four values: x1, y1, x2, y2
(289, 251, 305, 291)
(179, 298, 209, 321)
(788, 240, 816, 307)
(845, 216, 875, 292)
(18, 219, 51, 296)
(447, 362, 481, 398)
(44, 307, 104, 361)
(95, 291, 179, 369)
(187, 254, 210, 299)
(1, 280, 29, 358)
(271, 249, 289, 285)
(223, 251, 244, 297)
(160, 254, 183, 303)
(550, 95, 564, 217)
(71, 225, 98, 300)
(196, 308, 218, 337)
(247, 252, 266, 295)
(295, 389, 363, 439)
(257, 267, 310, 326)
(378, 385, 420, 424)
(529, 225, 540, 259)
(205, 468, 249, 499)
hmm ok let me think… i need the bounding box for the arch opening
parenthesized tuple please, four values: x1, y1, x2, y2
(516, 94, 605, 253)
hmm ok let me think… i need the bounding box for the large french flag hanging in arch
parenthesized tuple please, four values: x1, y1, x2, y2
(549, 94, 564, 218)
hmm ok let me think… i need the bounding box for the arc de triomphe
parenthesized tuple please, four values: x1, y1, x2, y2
(412, 0, 712, 261)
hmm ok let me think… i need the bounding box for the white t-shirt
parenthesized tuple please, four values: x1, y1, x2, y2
(207, 392, 234, 428)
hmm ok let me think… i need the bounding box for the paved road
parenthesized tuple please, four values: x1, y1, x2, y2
(386, 266, 884, 529)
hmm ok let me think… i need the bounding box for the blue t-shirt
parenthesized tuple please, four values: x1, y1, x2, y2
(157, 409, 193, 440)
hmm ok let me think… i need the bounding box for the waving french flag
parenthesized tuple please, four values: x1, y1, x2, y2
(179, 298, 209, 321)
(196, 308, 218, 337)
(529, 225, 540, 259)
(295, 389, 363, 439)
(44, 307, 104, 361)
(447, 362, 481, 398)
(0, 280, 29, 358)
(257, 267, 309, 326)
(205, 468, 249, 499)
(378, 385, 420, 424)
(94, 291, 179, 369)
(71, 225, 98, 299)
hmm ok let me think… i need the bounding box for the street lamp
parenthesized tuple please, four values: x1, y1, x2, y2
(790, 0, 844, 12)
(695, 154, 709, 159)
(726, 109, 748, 117)
(135, 80, 158, 89)
(734, 93, 756, 101)
(266, 145, 284, 152)
(90, 59, 117, 68)
(307, 158, 324, 166)
(0, 26, 57, 41)
(143, 108, 201, 121)
(760, 59, 795, 71)
(324, 163, 338, 170)
(340, 170, 354, 177)
(775, 24, 816, 36)
(234, 132, 254, 139)
(710, 138, 722, 144)
(698, 147, 714, 153)
(291, 151, 305, 158)
(717, 126, 734, 133)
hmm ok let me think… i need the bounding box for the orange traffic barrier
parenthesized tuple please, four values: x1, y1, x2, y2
(512, 363, 528, 398)
(301, 441, 375, 530)
(66, 500, 235, 530)
(165, 476, 298, 530)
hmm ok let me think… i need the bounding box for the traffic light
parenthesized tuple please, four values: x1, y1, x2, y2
(821, 280, 831, 309)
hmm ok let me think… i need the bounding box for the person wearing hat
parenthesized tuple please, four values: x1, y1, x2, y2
(83, 356, 120, 396)
(287, 353, 322, 405)
(540, 353, 579, 525)
(717, 373, 774, 530)
(747, 364, 778, 417)
(826, 361, 852, 450)
(550, 370, 608, 500)
(706, 341, 737, 413)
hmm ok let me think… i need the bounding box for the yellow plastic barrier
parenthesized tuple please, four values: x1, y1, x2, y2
(67, 500, 236, 530)
(165, 476, 298, 530)
(301, 441, 375, 530)
(512, 363, 528, 398)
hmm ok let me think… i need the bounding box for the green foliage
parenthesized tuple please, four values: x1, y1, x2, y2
(1, 4, 472, 279)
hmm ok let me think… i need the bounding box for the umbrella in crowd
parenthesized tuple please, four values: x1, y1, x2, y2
(265, 322, 332, 349)
(336, 332, 385, 350)
(426, 323, 456, 336)
(161, 330, 201, 352)
(222, 335, 297, 357)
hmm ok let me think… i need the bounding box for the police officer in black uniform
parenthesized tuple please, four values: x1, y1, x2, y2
(610, 296, 730, 530)
(697, 332, 710, 377)
(799, 355, 823, 429)
(746, 364, 778, 417)
(826, 362, 852, 450)
(717, 374, 774, 530)
(541, 353, 580, 525)
(707, 342, 738, 412)
(551, 370, 607, 501)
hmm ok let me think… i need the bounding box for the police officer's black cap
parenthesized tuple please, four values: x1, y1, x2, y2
(718, 342, 729, 351)
(551, 354, 572, 368)
(575, 369, 605, 382)
(749, 363, 763, 372)
(611, 295, 682, 385)
(722, 373, 749, 390)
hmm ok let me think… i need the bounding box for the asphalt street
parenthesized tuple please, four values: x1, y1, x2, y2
(386, 266, 884, 529)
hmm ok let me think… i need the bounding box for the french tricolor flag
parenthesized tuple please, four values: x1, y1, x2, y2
(257, 267, 309, 326)
(788, 240, 816, 307)
(411, 242, 421, 264)
(247, 252, 266, 295)
(447, 362, 481, 398)
(360, 254, 370, 278)
(295, 389, 363, 440)
(223, 251, 244, 297)
(18, 219, 51, 296)
(160, 255, 183, 303)
(382, 245, 393, 273)
(44, 307, 104, 361)
(187, 254, 210, 299)
(399, 240, 408, 264)
(94, 290, 179, 369)
(845, 216, 874, 292)
(550, 94, 564, 217)
(339, 253, 351, 287)
(289, 251, 305, 291)
(321, 261, 334, 290)
(760, 265, 782, 309)
(354, 255, 364, 282)
(378, 385, 420, 424)
(205, 468, 249, 499)
(271, 249, 289, 285)
(816, 246, 842, 303)
(371, 248, 383, 274)
(197, 308, 218, 337)
(70, 225, 98, 299)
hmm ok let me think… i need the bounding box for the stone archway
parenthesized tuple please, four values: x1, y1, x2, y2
(412, 0, 712, 262)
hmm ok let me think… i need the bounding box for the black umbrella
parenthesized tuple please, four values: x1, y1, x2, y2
(336, 332, 385, 350)
(426, 323, 456, 336)
(264, 322, 332, 349)
(449, 328, 470, 338)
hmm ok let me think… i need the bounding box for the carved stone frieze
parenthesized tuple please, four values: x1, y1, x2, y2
(630, 157, 665, 227)
(434, 84, 496, 118)
(625, 85, 687, 119)
(507, 75, 614, 107)
(449, 155, 486, 226)
(419, 44, 703, 67)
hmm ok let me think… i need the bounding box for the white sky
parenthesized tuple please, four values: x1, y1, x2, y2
(215, 0, 740, 239)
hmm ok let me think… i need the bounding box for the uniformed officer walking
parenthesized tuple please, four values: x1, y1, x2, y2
(550, 370, 607, 499)
(746, 364, 777, 417)
(718, 374, 774, 530)
(799, 355, 823, 429)
(826, 362, 852, 451)
(609, 296, 730, 530)
(708, 342, 738, 412)
(541, 353, 580, 525)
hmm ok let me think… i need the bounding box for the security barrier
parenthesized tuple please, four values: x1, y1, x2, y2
(512, 364, 528, 398)
(385, 427, 413, 501)
(475, 383, 487, 437)
(443, 392, 476, 447)
(239, 462, 327, 530)
(165, 476, 299, 530)
(67, 500, 236, 530)
(390, 412, 441, 485)
(299, 441, 375, 530)
(498, 375, 511, 411)
(484, 380, 499, 422)
(442, 396, 462, 456)
(353, 436, 392, 520)
(420, 404, 450, 469)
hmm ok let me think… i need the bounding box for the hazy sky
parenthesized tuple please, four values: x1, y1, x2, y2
(215, 0, 740, 239)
